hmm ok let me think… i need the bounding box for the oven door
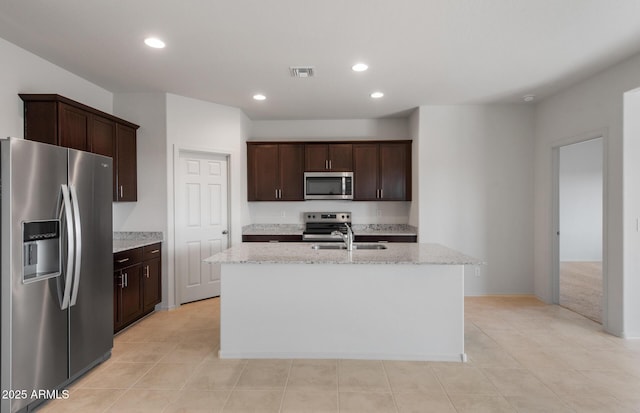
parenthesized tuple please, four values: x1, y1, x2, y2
(304, 172, 353, 200)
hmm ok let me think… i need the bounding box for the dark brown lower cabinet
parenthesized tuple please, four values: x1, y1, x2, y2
(353, 235, 417, 243)
(114, 243, 162, 333)
(241, 235, 416, 242)
(115, 264, 143, 330)
(242, 235, 303, 242)
(142, 245, 162, 312)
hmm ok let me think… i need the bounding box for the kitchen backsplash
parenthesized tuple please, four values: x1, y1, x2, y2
(247, 200, 411, 225)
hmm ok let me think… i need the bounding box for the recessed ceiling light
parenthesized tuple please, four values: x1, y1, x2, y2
(253, 94, 266, 101)
(370, 91, 384, 99)
(523, 94, 535, 102)
(144, 37, 165, 49)
(352, 63, 368, 72)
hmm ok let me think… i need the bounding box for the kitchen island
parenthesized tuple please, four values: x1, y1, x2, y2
(205, 242, 481, 362)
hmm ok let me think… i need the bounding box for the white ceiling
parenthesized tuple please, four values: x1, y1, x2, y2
(2, 0, 640, 120)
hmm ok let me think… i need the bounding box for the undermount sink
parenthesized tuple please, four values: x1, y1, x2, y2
(311, 244, 387, 250)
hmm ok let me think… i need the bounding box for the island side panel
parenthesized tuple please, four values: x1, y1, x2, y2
(219, 263, 464, 361)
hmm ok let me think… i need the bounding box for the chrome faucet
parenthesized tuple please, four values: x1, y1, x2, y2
(331, 223, 353, 251)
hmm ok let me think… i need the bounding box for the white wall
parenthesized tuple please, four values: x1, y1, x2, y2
(535, 52, 640, 337)
(0, 37, 112, 139)
(250, 119, 409, 141)
(408, 109, 421, 230)
(112, 93, 168, 231)
(623, 87, 640, 338)
(559, 138, 603, 261)
(248, 118, 412, 225)
(165, 94, 247, 309)
(112, 93, 169, 307)
(415, 105, 535, 295)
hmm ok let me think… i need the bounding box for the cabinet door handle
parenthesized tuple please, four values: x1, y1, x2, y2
(150, 249, 160, 254)
(380, 189, 383, 199)
(117, 258, 129, 263)
(145, 265, 149, 278)
(329, 160, 332, 169)
(120, 185, 124, 198)
(325, 160, 328, 170)
(123, 272, 128, 287)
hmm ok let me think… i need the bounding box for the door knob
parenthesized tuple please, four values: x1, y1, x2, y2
(222, 230, 229, 235)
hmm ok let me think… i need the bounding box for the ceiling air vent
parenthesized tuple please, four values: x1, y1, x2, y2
(289, 66, 315, 78)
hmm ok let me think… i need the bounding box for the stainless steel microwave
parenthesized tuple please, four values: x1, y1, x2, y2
(304, 172, 353, 200)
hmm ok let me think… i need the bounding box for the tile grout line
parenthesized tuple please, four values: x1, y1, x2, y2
(219, 358, 249, 412)
(278, 360, 294, 413)
(380, 360, 400, 413)
(427, 362, 460, 413)
(99, 340, 170, 413)
(336, 359, 341, 412)
(159, 343, 213, 413)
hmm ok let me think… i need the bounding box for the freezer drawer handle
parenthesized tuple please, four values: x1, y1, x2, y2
(69, 184, 82, 307)
(117, 258, 130, 263)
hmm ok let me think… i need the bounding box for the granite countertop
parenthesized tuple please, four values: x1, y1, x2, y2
(204, 242, 481, 265)
(242, 224, 417, 236)
(113, 232, 164, 253)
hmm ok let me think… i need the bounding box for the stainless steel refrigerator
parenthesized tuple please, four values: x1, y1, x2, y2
(1, 137, 113, 413)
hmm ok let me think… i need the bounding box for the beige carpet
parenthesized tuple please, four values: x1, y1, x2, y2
(559, 261, 603, 323)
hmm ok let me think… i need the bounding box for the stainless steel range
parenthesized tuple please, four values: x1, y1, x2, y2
(302, 212, 352, 242)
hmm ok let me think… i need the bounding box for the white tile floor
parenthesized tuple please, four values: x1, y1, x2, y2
(37, 296, 640, 412)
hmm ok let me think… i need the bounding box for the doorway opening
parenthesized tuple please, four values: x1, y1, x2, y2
(554, 137, 604, 323)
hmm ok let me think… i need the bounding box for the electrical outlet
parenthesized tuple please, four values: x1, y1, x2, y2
(281, 211, 286, 218)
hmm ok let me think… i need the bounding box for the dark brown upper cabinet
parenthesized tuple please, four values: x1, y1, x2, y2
(353, 141, 412, 201)
(304, 143, 352, 171)
(19, 94, 139, 202)
(59, 103, 90, 151)
(247, 142, 304, 201)
(115, 124, 137, 202)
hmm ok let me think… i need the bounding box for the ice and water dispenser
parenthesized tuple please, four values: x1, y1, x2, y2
(22, 220, 61, 282)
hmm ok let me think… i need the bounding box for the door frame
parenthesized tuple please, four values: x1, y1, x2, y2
(551, 130, 608, 325)
(171, 144, 232, 306)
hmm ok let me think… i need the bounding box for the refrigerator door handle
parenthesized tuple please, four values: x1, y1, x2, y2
(59, 184, 75, 310)
(69, 184, 82, 307)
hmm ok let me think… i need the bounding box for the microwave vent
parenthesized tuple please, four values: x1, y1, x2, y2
(289, 66, 315, 78)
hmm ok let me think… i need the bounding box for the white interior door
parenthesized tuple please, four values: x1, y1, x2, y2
(176, 150, 229, 304)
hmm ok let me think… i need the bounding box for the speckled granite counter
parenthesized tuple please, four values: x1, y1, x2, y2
(113, 232, 164, 253)
(242, 224, 304, 236)
(205, 242, 480, 265)
(241, 224, 417, 237)
(352, 224, 417, 236)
